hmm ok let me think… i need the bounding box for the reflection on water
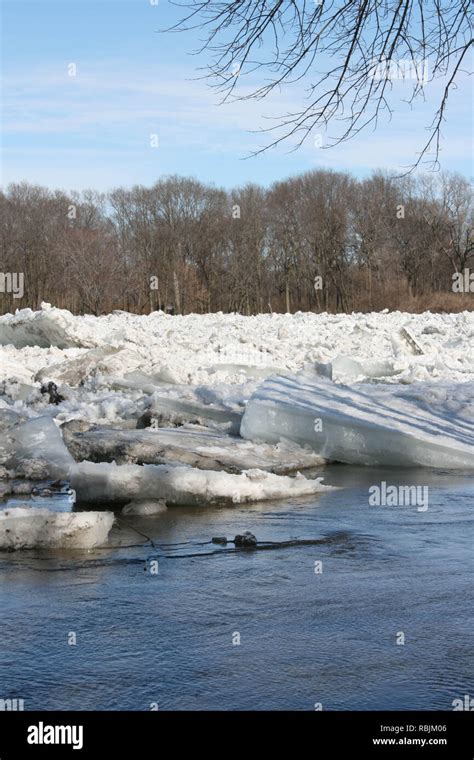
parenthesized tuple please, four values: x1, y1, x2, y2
(0, 466, 473, 710)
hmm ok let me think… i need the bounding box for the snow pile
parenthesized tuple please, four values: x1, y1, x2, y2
(0, 304, 472, 386)
(0, 507, 114, 550)
(241, 373, 474, 468)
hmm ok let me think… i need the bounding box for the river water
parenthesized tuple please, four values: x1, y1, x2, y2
(1, 466, 472, 710)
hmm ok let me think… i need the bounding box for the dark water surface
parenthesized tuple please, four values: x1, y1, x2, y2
(1, 466, 473, 710)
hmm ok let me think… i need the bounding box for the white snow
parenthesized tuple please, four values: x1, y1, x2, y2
(35, 347, 143, 385)
(0, 304, 472, 386)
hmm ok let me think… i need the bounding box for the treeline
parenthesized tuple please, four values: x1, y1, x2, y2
(0, 170, 472, 315)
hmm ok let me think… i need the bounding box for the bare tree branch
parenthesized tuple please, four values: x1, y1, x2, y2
(165, 0, 473, 169)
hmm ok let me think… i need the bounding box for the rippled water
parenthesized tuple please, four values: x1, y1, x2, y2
(1, 466, 473, 710)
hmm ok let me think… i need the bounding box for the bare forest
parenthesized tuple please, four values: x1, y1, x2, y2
(1, 169, 472, 316)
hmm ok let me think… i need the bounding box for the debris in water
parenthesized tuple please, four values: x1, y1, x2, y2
(211, 532, 258, 547)
(234, 531, 257, 547)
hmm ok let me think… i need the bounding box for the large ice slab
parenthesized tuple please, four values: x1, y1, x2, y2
(0, 507, 114, 550)
(66, 424, 324, 473)
(71, 461, 331, 507)
(240, 373, 474, 468)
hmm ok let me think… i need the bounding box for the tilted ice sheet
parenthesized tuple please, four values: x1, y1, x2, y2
(240, 373, 474, 468)
(0, 416, 76, 480)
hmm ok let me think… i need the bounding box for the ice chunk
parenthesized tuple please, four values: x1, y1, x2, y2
(0, 408, 27, 433)
(35, 347, 142, 386)
(204, 363, 285, 380)
(56, 392, 142, 429)
(0, 379, 38, 403)
(312, 361, 333, 380)
(0, 306, 97, 349)
(71, 461, 332, 507)
(400, 325, 425, 355)
(153, 366, 181, 384)
(0, 417, 76, 479)
(331, 355, 365, 381)
(66, 424, 324, 473)
(240, 373, 474, 468)
(110, 370, 159, 392)
(0, 348, 37, 382)
(330, 355, 403, 382)
(0, 507, 114, 550)
(122, 499, 167, 515)
(146, 395, 243, 434)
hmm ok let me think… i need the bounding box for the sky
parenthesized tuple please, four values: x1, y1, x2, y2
(1, 0, 473, 193)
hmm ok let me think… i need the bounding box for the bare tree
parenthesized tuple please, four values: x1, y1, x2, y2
(434, 172, 473, 273)
(169, 1, 472, 169)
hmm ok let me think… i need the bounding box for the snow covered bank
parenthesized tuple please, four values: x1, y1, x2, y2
(241, 373, 474, 468)
(0, 507, 114, 550)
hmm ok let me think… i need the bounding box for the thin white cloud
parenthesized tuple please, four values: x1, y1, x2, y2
(1, 60, 471, 187)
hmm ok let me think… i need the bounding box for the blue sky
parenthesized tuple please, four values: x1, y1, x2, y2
(1, 0, 472, 192)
